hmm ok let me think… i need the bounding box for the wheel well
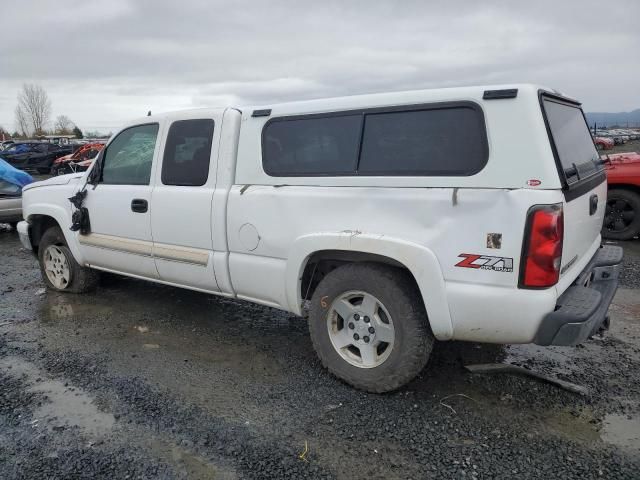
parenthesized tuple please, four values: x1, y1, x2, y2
(300, 250, 422, 305)
(29, 215, 61, 253)
(608, 184, 640, 196)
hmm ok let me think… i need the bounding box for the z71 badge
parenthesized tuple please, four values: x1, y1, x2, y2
(455, 254, 514, 273)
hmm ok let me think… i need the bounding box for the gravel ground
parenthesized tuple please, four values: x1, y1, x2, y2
(1, 227, 640, 479)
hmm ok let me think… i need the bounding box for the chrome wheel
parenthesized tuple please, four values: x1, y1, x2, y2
(326, 291, 395, 368)
(43, 245, 70, 289)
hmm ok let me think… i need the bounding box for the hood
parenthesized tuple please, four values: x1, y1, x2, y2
(53, 153, 73, 165)
(605, 152, 640, 184)
(605, 152, 640, 166)
(22, 173, 83, 192)
(77, 157, 96, 167)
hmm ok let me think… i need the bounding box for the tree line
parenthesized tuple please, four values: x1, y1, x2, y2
(0, 84, 83, 140)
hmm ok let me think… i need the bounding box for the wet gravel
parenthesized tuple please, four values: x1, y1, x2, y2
(620, 256, 640, 289)
(1, 228, 640, 479)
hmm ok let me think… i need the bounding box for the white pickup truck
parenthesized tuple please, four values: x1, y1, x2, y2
(17, 84, 622, 392)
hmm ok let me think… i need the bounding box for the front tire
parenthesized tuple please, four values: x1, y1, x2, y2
(309, 263, 433, 393)
(38, 226, 99, 293)
(603, 189, 640, 240)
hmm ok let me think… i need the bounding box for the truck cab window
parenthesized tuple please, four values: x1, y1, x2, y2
(161, 119, 214, 186)
(262, 115, 361, 176)
(101, 124, 158, 185)
(358, 106, 488, 176)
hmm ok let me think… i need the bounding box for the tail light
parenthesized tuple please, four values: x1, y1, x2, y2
(519, 204, 564, 288)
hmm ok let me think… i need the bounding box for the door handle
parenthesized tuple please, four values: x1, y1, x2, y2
(131, 199, 148, 213)
(589, 194, 598, 216)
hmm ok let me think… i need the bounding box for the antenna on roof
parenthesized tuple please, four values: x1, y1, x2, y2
(147, 110, 151, 117)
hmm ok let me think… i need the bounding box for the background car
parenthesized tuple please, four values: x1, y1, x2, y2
(0, 141, 73, 174)
(50, 142, 105, 175)
(0, 158, 33, 228)
(0, 140, 15, 151)
(593, 136, 614, 150)
(603, 151, 640, 240)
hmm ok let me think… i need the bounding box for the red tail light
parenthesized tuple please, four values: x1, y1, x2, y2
(519, 204, 564, 288)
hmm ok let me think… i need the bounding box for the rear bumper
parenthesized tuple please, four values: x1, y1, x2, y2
(534, 244, 622, 346)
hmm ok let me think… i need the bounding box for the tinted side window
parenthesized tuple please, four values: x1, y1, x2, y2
(102, 124, 158, 185)
(263, 115, 361, 176)
(359, 107, 487, 175)
(542, 98, 600, 184)
(161, 119, 214, 186)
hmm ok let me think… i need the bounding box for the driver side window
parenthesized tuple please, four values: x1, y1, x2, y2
(102, 124, 159, 185)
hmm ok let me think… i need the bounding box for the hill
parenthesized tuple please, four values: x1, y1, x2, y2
(585, 109, 640, 128)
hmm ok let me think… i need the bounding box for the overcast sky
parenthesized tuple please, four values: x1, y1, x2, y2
(1, 0, 639, 133)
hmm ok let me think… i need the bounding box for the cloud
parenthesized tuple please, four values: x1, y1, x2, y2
(0, 0, 638, 132)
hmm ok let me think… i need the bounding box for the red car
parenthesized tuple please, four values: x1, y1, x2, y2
(603, 152, 640, 240)
(594, 136, 614, 150)
(50, 142, 105, 176)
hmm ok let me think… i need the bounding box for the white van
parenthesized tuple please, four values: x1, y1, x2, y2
(17, 84, 621, 392)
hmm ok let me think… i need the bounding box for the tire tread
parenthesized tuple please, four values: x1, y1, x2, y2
(38, 226, 99, 293)
(309, 262, 433, 393)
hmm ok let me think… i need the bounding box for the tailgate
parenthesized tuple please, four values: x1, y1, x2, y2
(540, 93, 607, 286)
(561, 178, 607, 282)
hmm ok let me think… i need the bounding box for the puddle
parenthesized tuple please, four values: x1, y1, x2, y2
(543, 408, 640, 453)
(40, 295, 114, 323)
(151, 440, 237, 480)
(0, 356, 115, 437)
(601, 414, 640, 452)
(543, 408, 600, 444)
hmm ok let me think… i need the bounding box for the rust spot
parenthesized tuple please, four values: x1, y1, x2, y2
(320, 296, 329, 308)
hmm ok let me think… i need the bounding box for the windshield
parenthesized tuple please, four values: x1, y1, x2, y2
(542, 97, 601, 184)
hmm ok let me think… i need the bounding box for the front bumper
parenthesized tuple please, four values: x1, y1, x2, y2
(17, 220, 32, 251)
(534, 244, 623, 346)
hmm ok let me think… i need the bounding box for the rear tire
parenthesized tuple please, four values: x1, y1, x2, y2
(602, 189, 640, 240)
(38, 226, 99, 293)
(309, 263, 433, 393)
